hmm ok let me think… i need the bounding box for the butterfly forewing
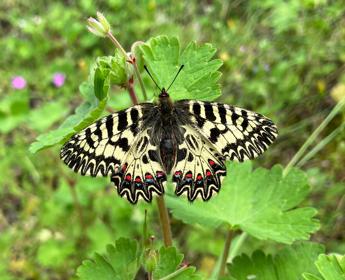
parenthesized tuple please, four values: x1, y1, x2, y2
(60, 103, 167, 204)
(177, 100, 278, 162)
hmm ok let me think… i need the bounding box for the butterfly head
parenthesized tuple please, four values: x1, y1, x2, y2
(159, 88, 169, 98)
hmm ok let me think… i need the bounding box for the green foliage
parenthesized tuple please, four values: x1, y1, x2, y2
(303, 254, 345, 280)
(29, 81, 107, 153)
(37, 239, 75, 268)
(77, 239, 200, 280)
(227, 242, 324, 280)
(153, 247, 200, 279)
(140, 36, 223, 101)
(77, 238, 140, 280)
(167, 162, 320, 244)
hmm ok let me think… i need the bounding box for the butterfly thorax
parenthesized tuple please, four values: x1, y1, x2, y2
(156, 89, 178, 173)
(158, 88, 174, 117)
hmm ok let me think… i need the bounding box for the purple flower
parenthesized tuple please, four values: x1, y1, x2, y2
(11, 76, 27, 90)
(52, 73, 65, 88)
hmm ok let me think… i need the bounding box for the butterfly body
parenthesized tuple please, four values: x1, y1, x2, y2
(61, 88, 278, 204)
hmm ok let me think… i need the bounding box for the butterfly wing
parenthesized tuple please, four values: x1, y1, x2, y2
(172, 125, 227, 201)
(176, 100, 278, 162)
(60, 104, 167, 204)
(171, 100, 277, 201)
(111, 127, 167, 203)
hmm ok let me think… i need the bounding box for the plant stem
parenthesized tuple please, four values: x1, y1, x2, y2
(156, 196, 173, 247)
(159, 265, 189, 280)
(128, 76, 139, 105)
(219, 229, 233, 277)
(107, 31, 147, 101)
(107, 32, 129, 60)
(284, 97, 345, 176)
(132, 59, 148, 100)
(229, 232, 247, 262)
(297, 123, 345, 167)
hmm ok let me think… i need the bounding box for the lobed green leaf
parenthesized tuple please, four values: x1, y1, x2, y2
(303, 254, 345, 280)
(166, 162, 320, 244)
(227, 242, 324, 280)
(140, 35, 223, 101)
(77, 238, 140, 280)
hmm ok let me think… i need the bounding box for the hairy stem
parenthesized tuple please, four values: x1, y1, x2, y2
(128, 76, 139, 105)
(132, 59, 148, 100)
(219, 230, 233, 277)
(156, 196, 173, 247)
(106, 32, 129, 60)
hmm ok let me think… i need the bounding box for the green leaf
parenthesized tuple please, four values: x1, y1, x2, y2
(94, 67, 109, 101)
(228, 242, 324, 280)
(29, 81, 107, 153)
(153, 246, 201, 280)
(77, 238, 140, 280)
(95, 50, 128, 86)
(166, 162, 320, 244)
(140, 35, 222, 101)
(303, 254, 345, 280)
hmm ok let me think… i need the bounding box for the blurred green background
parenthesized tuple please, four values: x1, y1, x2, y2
(1, 0, 345, 279)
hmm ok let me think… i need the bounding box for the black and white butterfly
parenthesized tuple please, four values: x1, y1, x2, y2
(60, 65, 278, 204)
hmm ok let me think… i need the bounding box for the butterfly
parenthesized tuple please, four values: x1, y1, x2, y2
(60, 65, 278, 204)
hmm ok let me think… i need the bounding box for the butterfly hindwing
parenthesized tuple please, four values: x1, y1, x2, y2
(172, 125, 226, 201)
(177, 100, 278, 162)
(60, 103, 167, 204)
(111, 128, 167, 204)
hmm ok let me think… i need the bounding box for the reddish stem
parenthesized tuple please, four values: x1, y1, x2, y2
(128, 76, 139, 105)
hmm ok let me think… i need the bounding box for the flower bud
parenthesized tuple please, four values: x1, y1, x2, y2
(97, 12, 110, 33)
(144, 248, 157, 273)
(87, 12, 110, 37)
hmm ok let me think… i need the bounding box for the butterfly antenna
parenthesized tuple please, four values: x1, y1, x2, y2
(167, 65, 184, 91)
(144, 65, 162, 91)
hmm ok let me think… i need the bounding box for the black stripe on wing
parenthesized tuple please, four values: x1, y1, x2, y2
(176, 100, 278, 161)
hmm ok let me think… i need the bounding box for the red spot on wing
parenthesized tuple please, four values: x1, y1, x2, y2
(185, 172, 193, 178)
(135, 176, 142, 183)
(196, 174, 203, 180)
(209, 159, 215, 166)
(125, 174, 131, 181)
(145, 173, 153, 179)
(206, 170, 212, 177)
(156, 171, 164, 178)
(174, 171, 182, 177)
